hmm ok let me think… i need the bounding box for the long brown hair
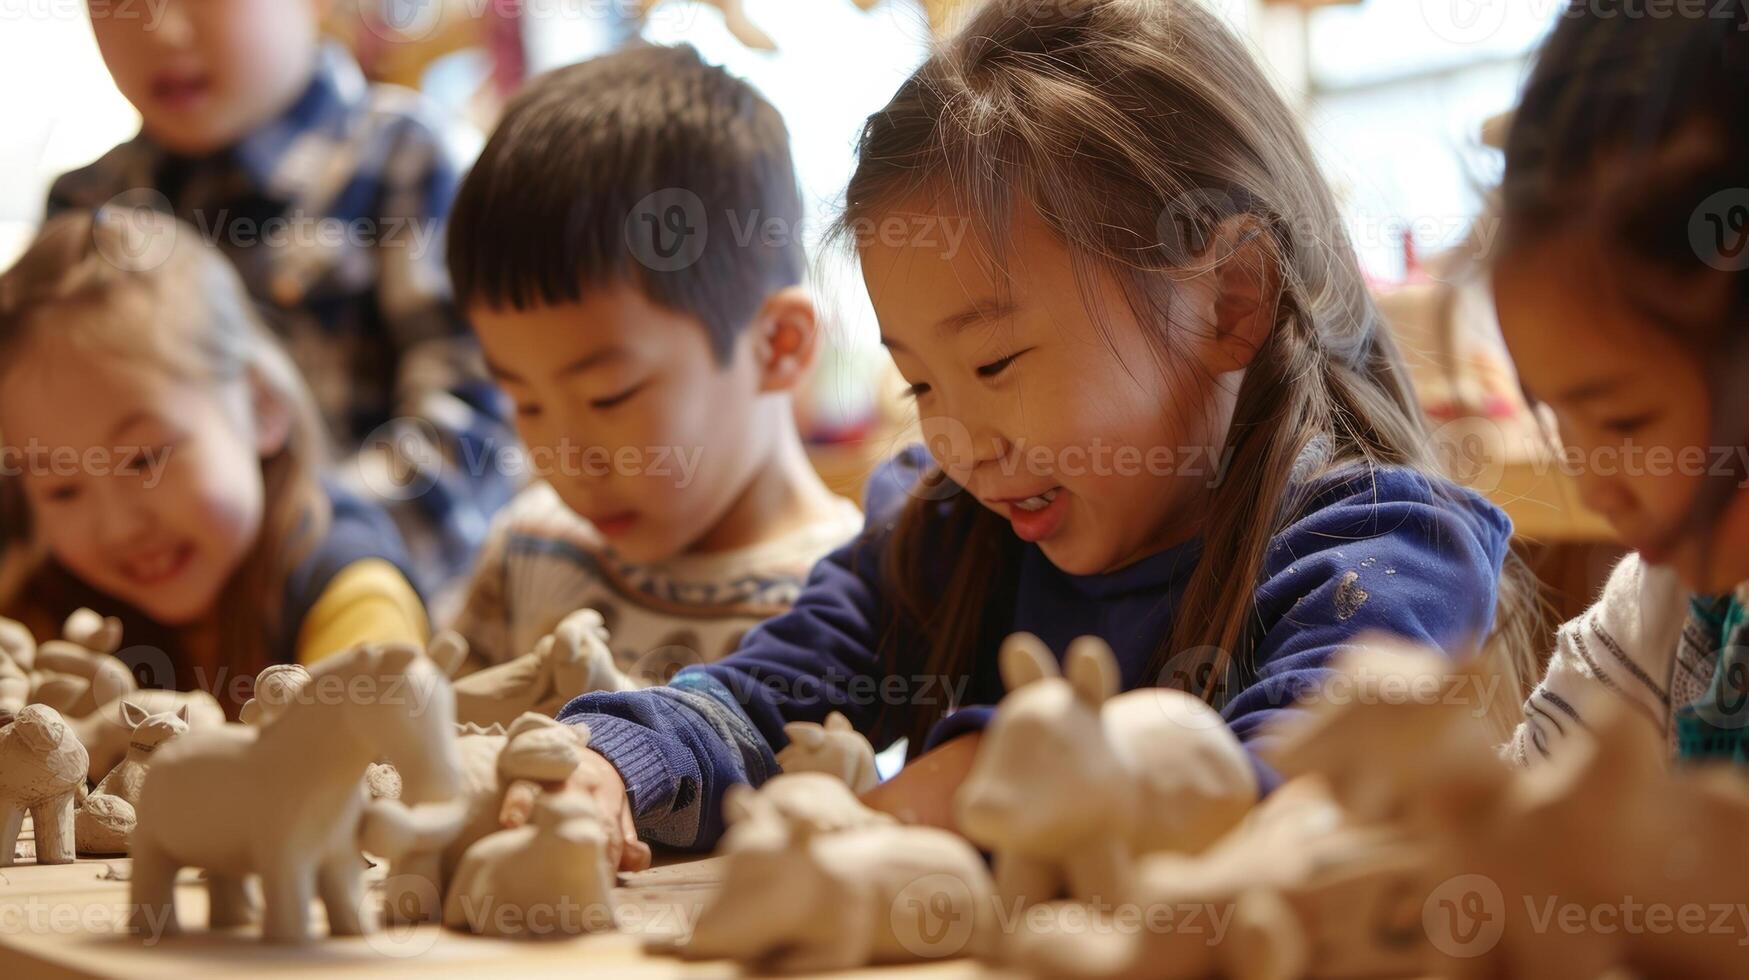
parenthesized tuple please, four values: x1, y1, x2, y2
(0, 209, 330, 695)
(834, 0, 1543, 748)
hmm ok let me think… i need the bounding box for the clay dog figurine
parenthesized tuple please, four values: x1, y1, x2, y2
(1, 703, 90, 866)
(128, 641, 463, 943)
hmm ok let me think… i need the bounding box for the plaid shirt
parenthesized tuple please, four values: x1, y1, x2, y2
(48, 44, 517, 601)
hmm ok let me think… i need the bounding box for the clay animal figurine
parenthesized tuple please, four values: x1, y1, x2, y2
(1263, 640, 1505, 827)
(679, 780, 998, 972)
(69, 688, 225, 783)
(128, 641, 463, 943)
(1008, 776, 1429, 980)
(0, 704, 90, 866)
(441, 788, 618, 938)
(956, 633, 1258, 908)
(452, 610, 633, 728)
(63, 608, 123, 656)
(719, 772, 894, 853)
(74, 703, 191, 855)
(365, 713, 592, 925)
(777, 711, 880, 793)
(238, 663, 313, 727)
(0, 645, 26, 727)
(1410, 698, 1749, 979)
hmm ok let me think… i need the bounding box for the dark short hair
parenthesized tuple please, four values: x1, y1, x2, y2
(448, 43, 805, 363)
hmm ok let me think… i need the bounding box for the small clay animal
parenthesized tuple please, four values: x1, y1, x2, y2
(719, 772, 894, 853)
(0, 703, 90, 866)
(680, 780, 998, 972)
(956, 633, 1258, 908)
(777, 710, 880, 793)
(238, 662, 313, 727)
(365, 712, 593, 924)
(442, 788, 618, 938)
(452, 610, 632, 728)
(69, 688, 225, 783)
(74, 702, 191, 855)
(128, 642, 463, 943)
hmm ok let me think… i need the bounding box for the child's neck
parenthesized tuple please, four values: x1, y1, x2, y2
(686, 410, 843, 557)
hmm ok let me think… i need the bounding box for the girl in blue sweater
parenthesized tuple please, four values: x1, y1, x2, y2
(560, 0, 1542, 868)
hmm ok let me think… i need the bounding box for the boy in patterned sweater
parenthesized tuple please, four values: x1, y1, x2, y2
(444, 44, 860, 679)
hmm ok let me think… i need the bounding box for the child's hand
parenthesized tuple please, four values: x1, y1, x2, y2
(562, 749, 652, 872)
(859, 732, 983, 833)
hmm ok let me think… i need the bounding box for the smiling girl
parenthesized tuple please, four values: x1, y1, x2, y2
(549, 0, 1543, 867)
(0, 209, 427, 715)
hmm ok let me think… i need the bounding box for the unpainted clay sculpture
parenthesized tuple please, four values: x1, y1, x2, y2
(128, 641, 463, 943)
(441, 788, 618, 938)
(1264, 640, 1504, 827)
(451, 609, 632, 728)
(0, 615, 36, 673)
(366, 712, 592, 925)
(776, 710, 880, 793)
(720, 772, 894, 853)
(1009, 777, 1428, 980)
(63, 608, 123, 656)
(0, 703, 89, 866)
(238, 662, 312, 727)
(1410, 698, 1749, 979)
(956, 633, 1258, 908)
(680, 780, 998, 972)
(30, 638, 138, 720)
(74, 702, 191, 855)
(0, 643, 26, 725)
(69, 688, 225, 783)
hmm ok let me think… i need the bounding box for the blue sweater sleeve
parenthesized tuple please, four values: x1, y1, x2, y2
(557, 450, 930, 849)
(1225, 472, 1511, 791)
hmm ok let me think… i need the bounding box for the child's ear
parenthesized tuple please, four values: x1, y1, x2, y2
(750, 286, 819, 394)
(1200, 215, 1282, 375)
(247, 367, 294, 457)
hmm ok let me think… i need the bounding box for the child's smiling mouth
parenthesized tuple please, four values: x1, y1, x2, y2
(121, 541, 195, 587)
(987, 487, 1067, 543)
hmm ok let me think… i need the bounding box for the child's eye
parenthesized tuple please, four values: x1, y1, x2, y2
(591, 383, 646, 411)
(976, 349, 1031, 379)
(902, 381, 931, 400)
(44, 485, 81, 504)
(515, 402, 543, 419)
(1601, 414, 1657, 436)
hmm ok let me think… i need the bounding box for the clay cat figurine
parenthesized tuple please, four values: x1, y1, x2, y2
(75, 702, 191, 855)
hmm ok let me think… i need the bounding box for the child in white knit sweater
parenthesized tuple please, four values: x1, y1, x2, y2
(1491, 12, 1749, 767)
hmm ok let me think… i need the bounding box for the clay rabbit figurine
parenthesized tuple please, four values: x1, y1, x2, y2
(70, 688, 225, 783)
(452, 610, 633, 728)
(1, 704, 90, 866)
(956, 633, 1258, 908)
(777, 710, 880, 793)
(365, 712, 592, 925)
(128, 641, 463, 943)
(681, 779, 998, 972)
(74, 702, 191, 855)
(441, 788, 618, 938)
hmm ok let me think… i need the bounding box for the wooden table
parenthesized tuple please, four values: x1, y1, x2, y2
(0, 852, 1007, 979)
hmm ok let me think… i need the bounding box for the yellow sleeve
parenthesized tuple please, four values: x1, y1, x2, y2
(295, 559, 430, 667)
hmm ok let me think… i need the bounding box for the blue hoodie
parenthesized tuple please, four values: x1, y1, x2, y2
(558, 446, 1514, 850)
